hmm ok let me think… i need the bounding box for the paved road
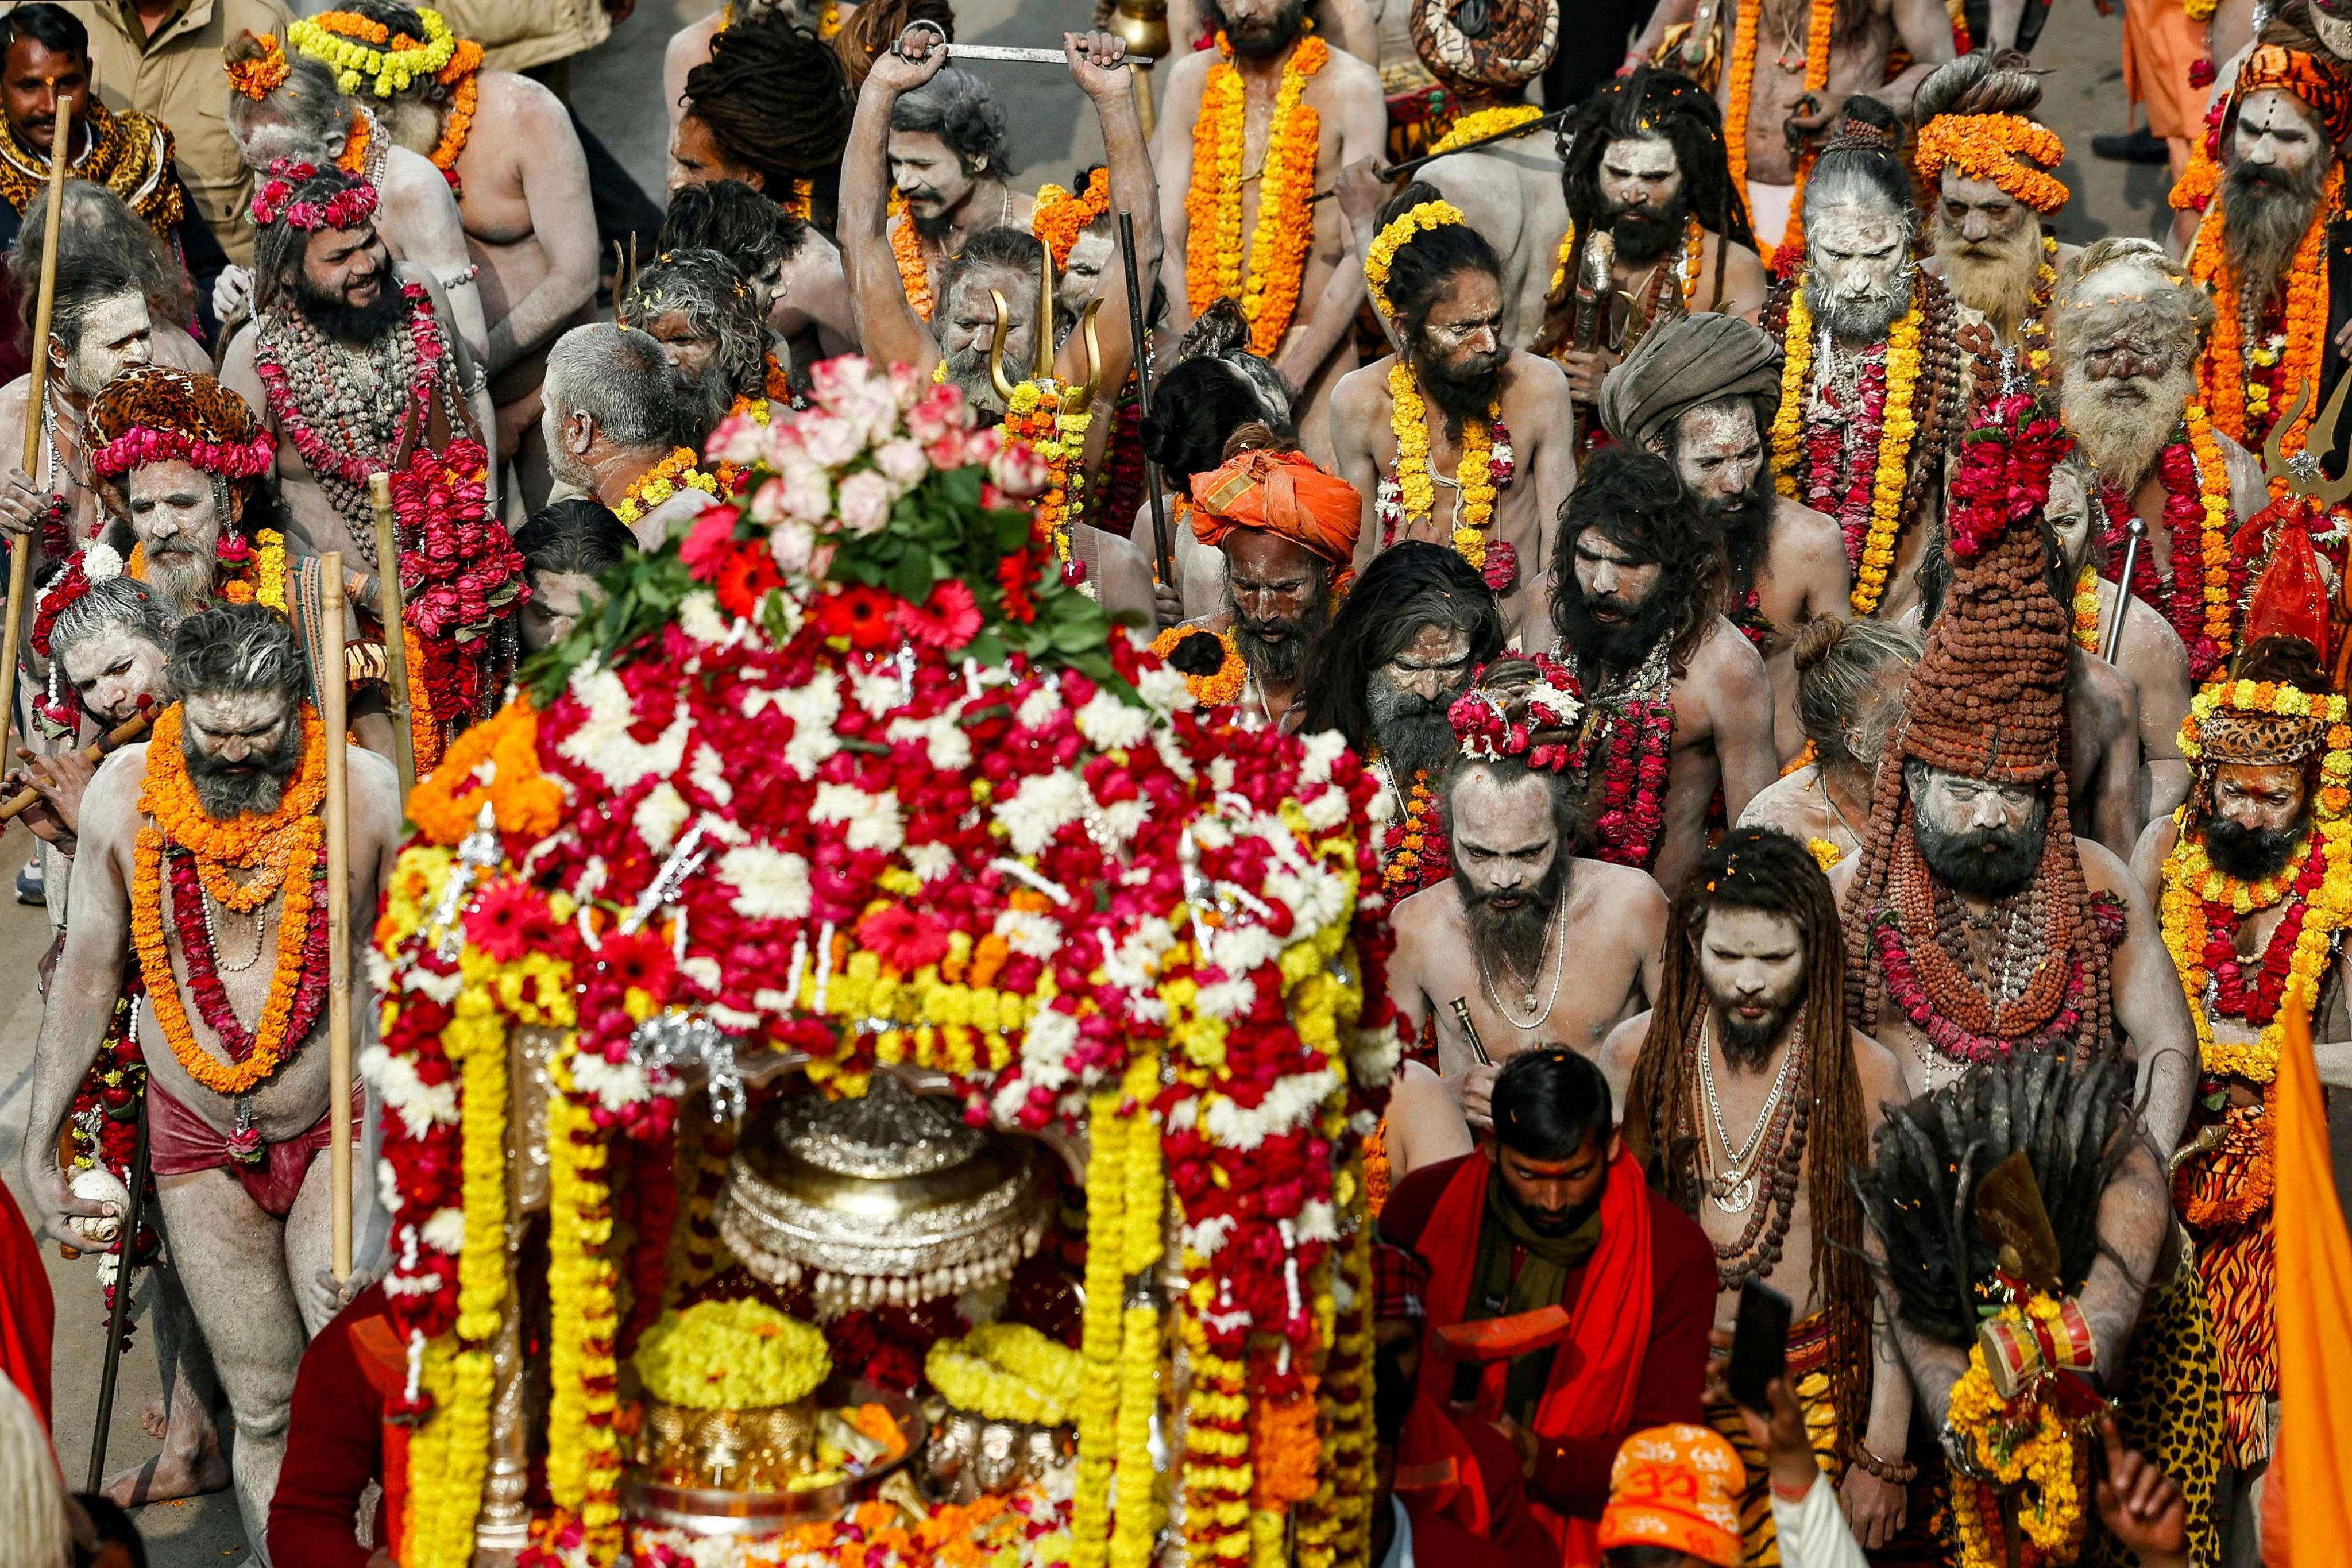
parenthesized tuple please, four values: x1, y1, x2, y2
(0, 6, 2210, 1565)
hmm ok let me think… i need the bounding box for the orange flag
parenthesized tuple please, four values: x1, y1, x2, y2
(2273, 1004, 2352, 1560)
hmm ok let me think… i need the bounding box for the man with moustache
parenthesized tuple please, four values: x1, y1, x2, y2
(1912, 51, 2081, 369)
(1157, 0, 1385, 454)
(619, 248, 773, 439)
(2133, 627, 2351, 1553)
(1329, 184, 1576, 646)
(1528, 68, 1768, 411)
(868, 65, 1029, 325)
(2052, 239, 2268, 685)
(1598, 312, 1850, 763)
(1378, 1047, 1714, 1562)
(2184, 36, 2352, 461)
(1301, 541, 1505, 897)
(1761, 104, 1967, 626)
(1605, 828, 1913, 1558)
(1387, 659, 1669, 1129)
(1548, 447, 1776, 898)
(0, 252, 152, 556)
(1151, 441, 1361, 730)
(1828, 395, 2199, 1459)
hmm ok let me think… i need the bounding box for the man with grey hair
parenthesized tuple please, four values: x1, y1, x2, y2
(217, 28, 486, 363)
(542, 321, 712, 549)
(19, 600, 401, 1558)
(0, 250, 152, 559)
(620, 247, 773, 439)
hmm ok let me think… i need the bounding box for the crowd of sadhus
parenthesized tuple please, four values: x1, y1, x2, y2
(0, 0, 2343, 1563)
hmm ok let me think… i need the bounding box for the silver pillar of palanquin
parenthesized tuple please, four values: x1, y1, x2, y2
(477, 1022, 563, 1553)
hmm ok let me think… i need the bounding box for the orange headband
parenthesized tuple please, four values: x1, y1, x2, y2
(2237, 44, 2352, 149)
(1915, 113, 2069, 215)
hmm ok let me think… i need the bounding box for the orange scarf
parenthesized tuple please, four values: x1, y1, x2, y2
(1413, 1149, 1656, 1566)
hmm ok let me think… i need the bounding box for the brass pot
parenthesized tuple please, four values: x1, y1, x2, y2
(635, 1397, 817, 1492)
(920, 1403, 1077, 1504)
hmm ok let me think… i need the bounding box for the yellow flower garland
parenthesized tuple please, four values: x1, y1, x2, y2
(926, 1322, 1083, 1427)
(1386, 361, 1498, 571)
(1112, 1049, 1164, 1568)
(636, 1298, 831, 1409)
(290, 7, 460, 98)
(1006, 380, 1094, 585)
(1425, 103, 1543, 156)
(2070, 562, 2102, 652)
(1362, 199, 1465, 317)
(548, 1035, 621, 1551)
(1185, 34, 1328, 357)
(1945, 1303, 2092, 1568)
(616, 447, 721, 528)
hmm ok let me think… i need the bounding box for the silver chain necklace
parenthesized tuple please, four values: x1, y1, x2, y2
(1698, 1009, 1802, 1214)
(1477, 886, 1567, 1028)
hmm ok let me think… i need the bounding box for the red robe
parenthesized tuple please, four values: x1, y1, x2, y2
(1382, 1150, 1715, 1567)
(0, 1180, 54, 1428)
(267, 1283, 408, 1568)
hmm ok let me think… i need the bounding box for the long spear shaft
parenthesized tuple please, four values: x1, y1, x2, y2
(85, 1103, 150, 1493)
(2101, 517, 2145, 667)
(322, 555, 354, 1283)
(1116, 211, 1173, 590)
(0, 98, 75, 795)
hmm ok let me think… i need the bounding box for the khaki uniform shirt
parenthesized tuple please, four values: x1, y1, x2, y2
(57, 0, 294, 267)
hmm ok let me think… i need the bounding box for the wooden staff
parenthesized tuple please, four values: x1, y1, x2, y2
(84, 1102, 150, 1492)
(0, 708, 151, 823)
(1116, 211, 1173, 590)
(0, 97, 75, 786)
(322, 553, 353, 1283)
(366, 473, 418, 802)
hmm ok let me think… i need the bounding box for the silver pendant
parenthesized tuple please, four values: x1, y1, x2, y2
(1712, 1171, 1756, 1214)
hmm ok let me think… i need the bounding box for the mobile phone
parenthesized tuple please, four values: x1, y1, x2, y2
(1727, 1278, 1793, 1414)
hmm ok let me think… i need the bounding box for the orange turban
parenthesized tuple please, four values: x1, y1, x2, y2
(1188, 448, 1362, 566)
(1596, 1424, 1745, 1568)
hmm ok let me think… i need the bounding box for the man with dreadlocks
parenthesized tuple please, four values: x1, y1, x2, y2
(1521, 68, 1767, 414)
(659, 179, 852, 383)
(675, 9, 856, 221)
(663, 0, 849, 149)
(1603, 826, 1910, 1559)
(1829, 394, 2202, 1517)
(1631, 0, 1954, 261)
(1547, 446, 1776, 895)
(620, 247, 776, 442)
(286, 2, 597, 500)
(1598, 312, 1849, 762)
(2133, 612, 2352, 1546)
(1388, 658, 1669, 1129)
(1328, 184, 1577, 647)
(1761, 101, 1969, 625)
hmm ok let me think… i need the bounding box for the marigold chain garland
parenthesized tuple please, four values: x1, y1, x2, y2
(1186, 32, 1329, 356)
(2095, 405, 2235, 680)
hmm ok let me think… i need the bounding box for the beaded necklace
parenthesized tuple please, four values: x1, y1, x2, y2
(1675, 1004, 1809, 1289)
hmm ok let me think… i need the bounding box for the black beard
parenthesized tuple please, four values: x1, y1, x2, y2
(1556, 576, 1680, 680)
(1714, 999, 1792, 1069)
(1700, 471, 1775, 591)
(293, 269, 404, 346)
(183, 714, 304, 818)
(1206, 0, 1307, 56)
(1232, 588, 1330, 685)
(1501, 1179, 1596, 1238)
(1457, 852, 1567, 980)
(1414, 345, 1508, 442)
(686, 364, 735, 438)
(1912, 795, 2050, 900)
(2223, 159, 2326, 316)
(1367, 678, 1458, 779)
(1604, 186, 1693, 265)
(2203, 809, 2310, 882)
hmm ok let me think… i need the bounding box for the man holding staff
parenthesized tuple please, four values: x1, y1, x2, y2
(16, 601, 398, 1559)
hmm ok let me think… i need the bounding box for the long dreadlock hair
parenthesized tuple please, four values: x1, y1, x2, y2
(1532, 66, 1752, 359)
(1621, 825, 1871, 1451)
(683, 10, 855, 197)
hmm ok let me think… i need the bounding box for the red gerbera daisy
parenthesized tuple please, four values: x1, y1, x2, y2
(715, 543, 785, 619)
(818, 584, 898, 650)
(464, 879, 554, 962)
(599, 928, 676, 997)
(894, 578, 982, 651)
(854, 903, 952, 974)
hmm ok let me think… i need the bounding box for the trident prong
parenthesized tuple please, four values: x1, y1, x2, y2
(987, 287, 1019, 406)
(2264, 376, 2352, 509)
(1064, 298, 1106, 415)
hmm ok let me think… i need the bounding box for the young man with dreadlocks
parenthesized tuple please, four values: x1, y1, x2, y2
(1523, 67, 1767, 412)
(1829, 395, 2202, 1513)
(1598, 312, 1849, 762)
(1603, 826, 1910, 1558)
(1388, 658, 1669, 1131)
(1760, 101, 1969, 626)
(285, 2, 597, 497)
(1328, 183, 1576, 647)
(620, 247, 777, 442)
(1911, 50, 2081, 372)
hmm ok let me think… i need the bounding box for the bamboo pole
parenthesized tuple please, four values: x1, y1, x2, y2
(322, 553, 353, 1283)
(366, 473, 418, 802)
(0, 96, 75, 787)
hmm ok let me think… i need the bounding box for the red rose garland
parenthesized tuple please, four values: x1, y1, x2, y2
(166, 840, 333, 1083)
(2095, 434, 2229, 680)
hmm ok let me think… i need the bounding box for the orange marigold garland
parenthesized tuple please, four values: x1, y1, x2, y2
(2192, 160, 2341, 490)
(1149, 623, 1246, 706)
(1033, 166, 1111, 270)
(1913, 114, 2069, 215)
(1724, 0, 1832, 261)
(891, 212, 936, 322)
(1185, 33, 1329, 356)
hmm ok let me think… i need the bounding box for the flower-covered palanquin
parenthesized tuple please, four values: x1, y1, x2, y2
(368, 357, 1400, 1567)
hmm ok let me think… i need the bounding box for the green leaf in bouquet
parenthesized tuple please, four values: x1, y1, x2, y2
(887, 549, 939, 604)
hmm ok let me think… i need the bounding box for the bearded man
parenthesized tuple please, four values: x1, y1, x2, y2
(221, 29, 485, 363)
(1828, 394, 2200, 1458)
(287, 2, 597, 494)
(661, 178, 853, 377)
(0, 252, 150, 558)
(1599, 312, 1849, 762)
(1379, 1048, 1714, 1560)
(19, 603, 402, 1557)
(1525, 68, 1768, 408)
(2053, 239, 2269, 686)
(2183, 37, 2352, 464)
(1328, 183, 1576, 646)
(1156, 0, 1385, 449)
(1740, 617, 1920, 867)
(1387, 659, 1668, 1132)
(1760, 107, 1967, 627)
(1605, 827, 1911, 1559)
(1301, 540, 1505, 897)
(619, 247, 775, 439)
(2133, 626, 2351, 1549)
(1150, 442, 1361, 730)
(1911, 50, 2081, 366)
(1631, 0, 1955, 257)
(1549, 447, 1776, 896)
(870, 64, 1030, 323)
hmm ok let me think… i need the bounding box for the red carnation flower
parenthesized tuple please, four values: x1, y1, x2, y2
(464, 880, 554, 963)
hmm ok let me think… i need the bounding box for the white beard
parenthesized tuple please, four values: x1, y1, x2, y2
(2058, 358, 2197, 490)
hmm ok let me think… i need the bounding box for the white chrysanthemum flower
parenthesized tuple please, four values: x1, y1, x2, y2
(1297, 729, 1346, 786)
(1202, 1067, 1342, 1149)
(1134, 662, 1192, 714)
(420, 1207, 468, 1255)
(82, 543, 123, 582)
(994, 906, 1063, 960)
(1015, 684, 1063, 731)
(678, 590, 737, 647)
(1075, 690, 1150, 751)
(993, 768, 1090, 856)
(571, 1053, 651, 1111)
(811, 782, 905, 852)
(561, 667, 690, 789)
(849, 666, 903, 719)
(1300, 789, 1348, 832)
(689, 744, 733, 806)
(886, 715, 971, 772)
(906, 840, 956, 882)
(717, 844, 813, 921)
(634, 783, 691, 852)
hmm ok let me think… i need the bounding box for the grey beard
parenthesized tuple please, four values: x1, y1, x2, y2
(2223, 163, 2326, 319)
(1367, 682, 1458, 779)
(142, 544, 215, 617)
(1930, 212, 2045, 335)
(2057, 358, 2197, 490)
(1804, 267, 1910, 343)
(944, 343, 1006, 418)
(183, 719, 304, 819)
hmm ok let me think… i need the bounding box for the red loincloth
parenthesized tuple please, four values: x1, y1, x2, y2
(146, 1078, 340, 1219)
(0, 1180, 54, 1427)
(1383, 1150, 1716, 1567)
(1395, 1385, 1556, 1561)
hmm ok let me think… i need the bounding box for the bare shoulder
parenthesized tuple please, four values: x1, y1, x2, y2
(2129, 814, 2180, 886)
(1330, 357, 1396, 422)
(1738, 767, 1817, 831)
(1503, 352, 1573, 418)
(1315, 42, 1384, 97)
(1828, 852, 1860, 908)
(1574, 856, 1669, 922)
(379, 144, 447, 207)
(2075, 833, 2150, 908)
(1771, 495, 1845, 567)
(83, 743, 149, 832)
(1847, 1026, 1904, 1117)
(2122, 596, 2191, 674)
(1690, 615, 1770, 696)
(664, 11, 721, 71)
(1598, 1008, 1653, 1104)
(1392, 879, 1461, 944)
(0, 373, 29, 422)
(1161, 47, 1214, 98)
(482, 68, 570, 132)
(348, 745, 404, 845)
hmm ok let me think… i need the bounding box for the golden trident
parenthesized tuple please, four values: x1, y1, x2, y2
(984, 248, 1104, 412)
